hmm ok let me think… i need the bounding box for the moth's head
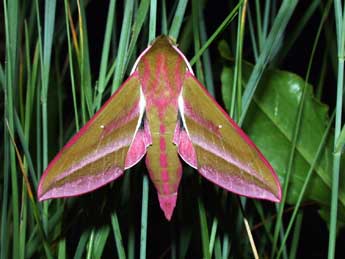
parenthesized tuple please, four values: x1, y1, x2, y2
(130, 35, 194, 75)
(150, 35, 177, 47)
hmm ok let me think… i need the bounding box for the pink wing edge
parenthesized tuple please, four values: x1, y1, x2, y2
(175, 72, 282, 202)
(37, 71, 151, 201)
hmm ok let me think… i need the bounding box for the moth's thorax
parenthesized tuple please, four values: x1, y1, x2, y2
(137, 39, 187, 111)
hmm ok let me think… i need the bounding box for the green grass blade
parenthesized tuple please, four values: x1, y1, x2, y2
(35, 76, 42, 183)
(140, 176, 149, 259)
(254, 0, 263, 51)
(127, 225, 135, 259)
(92, 225, 110, 258)
(111, 212, 127, 259)
(125, 0, 150, 69)
(1, 120, 10, 259)
(209, 218, 218, 255)
(149, 0, 157, 42)
(247, 5, 259, 60)
(14, 112, 37, 187)
(168, 0, 188, 40)
(214, 236, 222, 259)
(3, 1, 20, 258)
(79, 0, 95, 120)
(230, 1, 247, 119)
(111, 0, 134, 93)
(86, 229, 95, 259)
(41, 0, 56, 169)
(221, 234, 230, 259)
(63, 0, 80, 130)
(95, 0, 117, 110)
(198, 197, 210, 259)
(262, 0, 271, 40)
(73, 230, 90, 259)
(335, 124, 345, 153)
(288, 212, 303, 259)
(23, 23, 39, 184)
(57, 239, 66, 259)
(328, 1, 344, 258)
(7, 0, 18, 64)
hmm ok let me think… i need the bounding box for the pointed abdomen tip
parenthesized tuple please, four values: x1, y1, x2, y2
(158, 193, 177, 221)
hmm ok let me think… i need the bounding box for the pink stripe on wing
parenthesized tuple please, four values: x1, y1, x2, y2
(39, 166, 123, 200)
(189, 134, 264, 182)
(55, 136, 133, 182)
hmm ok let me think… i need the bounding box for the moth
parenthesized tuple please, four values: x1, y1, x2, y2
(38, 36, 281, 220)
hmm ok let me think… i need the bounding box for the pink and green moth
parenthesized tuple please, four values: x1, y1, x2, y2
(37, 35, 281, 220)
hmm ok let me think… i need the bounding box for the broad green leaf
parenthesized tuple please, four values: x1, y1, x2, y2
(221, 60, 345, 226)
